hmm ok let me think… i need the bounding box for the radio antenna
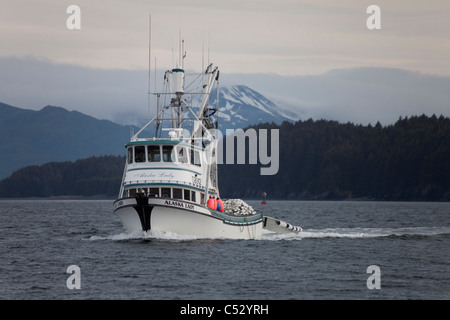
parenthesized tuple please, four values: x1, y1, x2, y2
(148, 14, 152, 119)
(202, 31, 205, 71)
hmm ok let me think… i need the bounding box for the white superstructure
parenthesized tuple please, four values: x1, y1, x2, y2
(113, 39, 300, 239)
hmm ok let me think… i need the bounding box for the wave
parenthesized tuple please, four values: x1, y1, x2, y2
(87, 230, 207, 241)
(262, 226, 450, 240)
(88, 226, 450, 242)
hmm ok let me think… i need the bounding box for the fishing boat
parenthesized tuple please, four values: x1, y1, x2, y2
(113, 43, 301, 239)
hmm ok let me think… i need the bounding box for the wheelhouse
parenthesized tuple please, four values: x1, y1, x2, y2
(119, 140, 210, 205)
(125, 141, 203, 167)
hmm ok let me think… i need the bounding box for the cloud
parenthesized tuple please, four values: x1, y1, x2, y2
(0, 0, 449, 76)
(1, 57, 449, 127)
(222, 67, 450, 125)
(0, 56, 148, 120)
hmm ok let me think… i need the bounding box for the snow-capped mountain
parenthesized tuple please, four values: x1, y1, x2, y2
(210, 85, 297, 130)
(112, 85, 297, 130)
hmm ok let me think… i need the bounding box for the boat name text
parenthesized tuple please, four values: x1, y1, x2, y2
(165, 200, 194, 210)
(133, 172, 175, 179)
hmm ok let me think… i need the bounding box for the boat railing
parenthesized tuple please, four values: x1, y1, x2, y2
(210, 210, 263, 225)
(123, 179, 204, 189)
(130, 137, 184, 142)
(130, 136, 215, 143)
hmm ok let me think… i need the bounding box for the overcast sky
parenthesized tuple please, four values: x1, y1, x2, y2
(1, 0, 449, 75)
(1, 1, 449, 125)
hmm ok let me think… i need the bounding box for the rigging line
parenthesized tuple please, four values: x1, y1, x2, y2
(132, 104, 168, 139)
(185, 106, 214, 141)
(154, 57, 157, 93)
(184, 72, 204, 91)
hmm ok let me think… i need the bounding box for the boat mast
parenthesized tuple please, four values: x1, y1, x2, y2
(148, 14, 152, 120)
(132, 36, 219, 142)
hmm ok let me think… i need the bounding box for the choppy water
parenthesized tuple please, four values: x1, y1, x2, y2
(0, 199, 449, 300)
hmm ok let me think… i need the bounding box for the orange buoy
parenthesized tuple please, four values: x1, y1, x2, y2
(207, 198, 217, 210)
(216, 198, 224, 212)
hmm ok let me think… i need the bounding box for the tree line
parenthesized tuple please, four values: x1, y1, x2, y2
(0, 155, 124, 198)
(218, 114, 450, 201)
(0, 115, 449, 200)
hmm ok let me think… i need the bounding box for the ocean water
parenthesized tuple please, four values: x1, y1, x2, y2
(0, 199, 449, 301)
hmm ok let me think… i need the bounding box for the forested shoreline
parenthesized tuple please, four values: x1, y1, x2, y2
(220, 115, 450, 200)
(1, 115, 449, 201)
(0, 155, 124, 198)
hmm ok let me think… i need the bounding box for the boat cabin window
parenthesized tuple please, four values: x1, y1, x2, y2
(135, 146, 146, 163)
(161, 187, 171, 198)
(173, 188, 182, 199)
(127, 147, 133, 164)
(125, 187, 201, 204)
(177, 146, 189, 164)
(191, 149, 201, 167)
(148, 145, 161, 162)
(162, 146, 174, 162)
(149, 188, 159, 197)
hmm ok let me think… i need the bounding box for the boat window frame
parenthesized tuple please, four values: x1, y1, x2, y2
(134, 146, 146, 163)
(191, 149, 201, 167)
(183, 189, 190, 201)
(162, 145, 175, 162)
(176, 146, 189, 164)
(124, 186, 206, 204)
(147, 145, 161, 162)
(161, 187, 171, 198)
(127, 147, 133, 164)
(149, 187, 160, 197)
(128, 188, 137, 197)
(173, 188, 182, 199)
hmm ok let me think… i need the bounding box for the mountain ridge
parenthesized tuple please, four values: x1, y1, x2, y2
(0, 102, 133, 179)
(0, 84, 292, 179)
(2, 56, 450, 126)
(109, 84, 296, 129)
(211, 85, 295, 130)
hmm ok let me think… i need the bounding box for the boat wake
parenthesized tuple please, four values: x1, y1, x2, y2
(88, 230, 210, 242)
(88, 226, 450, 242)
(263, 226, 450, 240)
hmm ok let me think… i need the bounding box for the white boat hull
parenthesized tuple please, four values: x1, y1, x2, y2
(113, 197, 263, 240)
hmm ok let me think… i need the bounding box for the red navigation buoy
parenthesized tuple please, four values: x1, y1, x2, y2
(261, 192, 267, 205)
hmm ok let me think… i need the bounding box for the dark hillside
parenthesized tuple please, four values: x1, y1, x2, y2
(1, 115, 449, 201)
(0, 102, 133, 179)
(218, 115, 450, 201)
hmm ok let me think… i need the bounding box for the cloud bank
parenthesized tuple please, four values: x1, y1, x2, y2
(1, 57, 449, 126)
